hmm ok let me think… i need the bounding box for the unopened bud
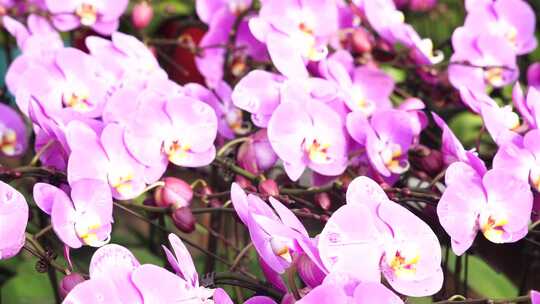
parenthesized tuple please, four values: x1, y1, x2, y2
(237, 129, 277, 174)
(60, 273, 86, 299)
(352, 28, 373, 53)
(258, 179, 279, 197)
(132, 1, 153, 29)
(410, 145, 444, 177)
(297, 254, 325, 288)
(155, 177, 193, 209)
(315, 192, 331, 211)
(171, 207, 196, 233)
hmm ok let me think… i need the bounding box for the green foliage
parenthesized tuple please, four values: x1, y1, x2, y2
(1, 258, 55, 304)
(447, 112, 483, 148)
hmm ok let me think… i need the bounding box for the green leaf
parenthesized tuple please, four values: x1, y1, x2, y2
(1, 258, 56, 304)
(447, 112, 484, 148)
(446, 252, 517, 298)
(380, 65, 407, 83)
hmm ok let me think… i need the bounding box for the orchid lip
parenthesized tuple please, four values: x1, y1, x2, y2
(0, 128, 17, 156)
(76, 3, 98, 26)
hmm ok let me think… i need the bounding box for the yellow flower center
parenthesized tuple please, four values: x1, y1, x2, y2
(0, 129, 17, 156)
(480, 212, 508, 243)
(387, 248, 420, 279)
(305, 139, 331, 164)
(63, 87, 91, 112)
(164, 139, 191, 165)
(76, 3, 98, 26)
(75, 212, 107, 247)
(108, 166, 135, 197)
(484, 67, 504, 87)
(270, 238, 292, 263)
(380, 143, 409, 174)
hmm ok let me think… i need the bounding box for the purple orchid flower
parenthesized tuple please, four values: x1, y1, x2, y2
(33, 179, 113, 248)
(231, 183, 321, 275)
(480, 101, 522, 146)
(249, 0, 338, 78)
(527, 63, 540, 89)
(45, 0, 128, 35)
(184, 81, 247, 139)
(363, 0, 443, 65)
(449, 31, 518, 93)
(320, 50, 394, 116)
(438, 162, 533, 255)
(347, 109, 416, 177)
(0, 181, 28, 260)
(532, 290, 540, 304)
(493, 129, 540, 193)
(63, 244, 142, 303)
(318, 176, 443, 297)
(66, 121, 163, 200)
(86, 32, 167, 87)
(432, 112, 487, 173)
(232, 70, 285, 127)
(511, 84, 540, 129)
(123, 94, 218, 168)
(463, 0, 537, 55)
(0, 103, 28, 157)
(297, 274, 404, 304)
(3, 14, 63, 98)
(268, 92, 348, 181)
(16, 47, 111, 118)
(195, 1, 267, 87)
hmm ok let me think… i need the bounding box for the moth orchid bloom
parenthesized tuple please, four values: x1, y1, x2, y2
(494, 129, 540, 192)
(364, 0, 443, 65)
(3, 15, 63, 95)
(63, 244, 143, 303)
(16, 47, 111, 118)
(464, 0, 536, 55)
(297, 273, 403, 304)
(33, 180, 113, 248)
(66, 121, 160, 200)
(132, 233, 233, 303)
(195, 0, 267, 87)
(86, 32, 167, 87)
(196, 0, 252, 24)
(249, 0, 338, 78)
(0, 181, 28, 260)
(532, 290, 540, 304)
(438, 163, 533, 255)
(347, 109, 416, 177)
(45, 0, 128, 35)
(319, 176, 443, 297)
(449, 31, 518, 93)
(124, 94, 218, 169)
(184, 81, 248, 139)
(432, 112, 487, 175)
(512, 84, 540, 129)
(232, 70, 285, 128)
(0, 103, 28, 157)
(320, 50, 394, 116)
(527, 63, 540, 89)
(231, 183, 317, 274)
(268, 89, 347, 181)
(480, 101, 523, 146)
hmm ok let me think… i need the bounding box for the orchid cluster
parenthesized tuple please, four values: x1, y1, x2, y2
(1, 0, 540, 303)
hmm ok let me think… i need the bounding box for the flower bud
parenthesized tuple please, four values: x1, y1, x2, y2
(237, 129, 277, 174)
(258, 179, 279, 197)
(315, 192, 331, 211)
(297, 254, 326, 288)
(409, 145, 444, 177)
(171, 207, 196, 233)
(351, 28, 373, 54)
(132, 1, 153, 29)
(154, 177, 193, 209)
(527, 63, 540, 88)
(60, 273, 86, 299)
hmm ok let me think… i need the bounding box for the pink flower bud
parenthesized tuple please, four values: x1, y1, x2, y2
(352, 28, 373, 53)
(237, 129, 277, 174)
(60, 273, 85, 299)
(155, 177, 193, 209)
(171, 207, 196, 233)
(258, 179, 279, 197)
(315, 192, 331, 211)
(410, 145, 444, 177)
(132, 1, 153, 29)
